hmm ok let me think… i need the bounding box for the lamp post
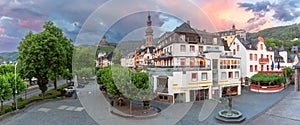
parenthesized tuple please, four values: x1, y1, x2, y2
(14, 62, 18, 110)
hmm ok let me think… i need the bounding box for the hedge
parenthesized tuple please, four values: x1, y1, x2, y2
(2, 84, 69, 115)
(250, 73, 285, 85)
(0, 105, 13, 116)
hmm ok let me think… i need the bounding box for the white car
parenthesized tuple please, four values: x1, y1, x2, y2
(64, 86, 75, 92)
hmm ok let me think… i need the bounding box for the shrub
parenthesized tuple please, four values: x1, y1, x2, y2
(251, 73, 285, 85)
(3, 84, 68, 115)
(0, 105, 13, 116)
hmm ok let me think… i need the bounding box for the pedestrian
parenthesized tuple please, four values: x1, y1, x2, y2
(74, 90, 77, 99)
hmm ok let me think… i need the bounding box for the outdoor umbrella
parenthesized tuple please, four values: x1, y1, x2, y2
(271, 61, 274, 70)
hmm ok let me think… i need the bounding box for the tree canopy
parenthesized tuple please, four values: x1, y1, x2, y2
(17, 21, 74, 94)
(73, 45, 96, 79)
(97, 65, 153, 101)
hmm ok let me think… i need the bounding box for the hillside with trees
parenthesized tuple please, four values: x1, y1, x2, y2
(0, 52, 18, 61)
(248, 24, 300, 52)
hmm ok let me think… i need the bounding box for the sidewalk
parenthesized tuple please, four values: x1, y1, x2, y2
(245, 92, 300, 125)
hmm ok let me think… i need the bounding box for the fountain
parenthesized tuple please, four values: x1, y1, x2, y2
(215, 95, 246, 123)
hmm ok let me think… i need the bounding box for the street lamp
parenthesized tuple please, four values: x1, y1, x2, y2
(14, 62, 18, 110)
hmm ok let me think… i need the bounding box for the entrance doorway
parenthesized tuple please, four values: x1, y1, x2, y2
(174, 93, 186, 103)
(190, 89, 209, 101)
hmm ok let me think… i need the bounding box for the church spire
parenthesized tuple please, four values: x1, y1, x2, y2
(145, 12, 153, 47)
(147, 12, 152, 27)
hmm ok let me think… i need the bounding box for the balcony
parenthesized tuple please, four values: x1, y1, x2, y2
(155, 87, 168, 93)
(148, 65, 211, 72)
(259, 58, 269, 64)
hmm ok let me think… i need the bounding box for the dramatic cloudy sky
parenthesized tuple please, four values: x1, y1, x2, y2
(0, 0, 300, 52)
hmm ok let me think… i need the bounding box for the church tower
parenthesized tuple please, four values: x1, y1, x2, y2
(145, 13, 153, 47)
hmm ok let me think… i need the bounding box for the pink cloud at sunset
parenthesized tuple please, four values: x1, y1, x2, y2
(199, 0, 276, 32)
(19, 19, 43, 31)
(0, 27, 5, 33)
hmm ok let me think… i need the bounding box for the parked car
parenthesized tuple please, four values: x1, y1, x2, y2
(64, 86, 75, 92)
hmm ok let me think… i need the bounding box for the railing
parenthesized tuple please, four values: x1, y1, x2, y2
(259, 58, 269, 64)
(148, 65, 211, 72)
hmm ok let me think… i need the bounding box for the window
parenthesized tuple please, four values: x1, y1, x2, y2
(199, 46, 203, 52)
(250, 65, 253, 72)
(191, 73, 197, 82)
(190, 58, 195, 67)
(233, 49, 236, 55)
(201, 73, 207, 81)
(237, 45, 239, 51)
(180, 45, 186, 52)
(267, 55, 269, 59)
(221, 72, 227, 80)
(180, 35, 185, 41)
(180, 58, 185, 66)
(203, 38, 206, 43)
(254, 54, 257, 61)
(231, 60, 237, 69)
(250, 54, 253, 61)
(235, 71, 239, 79)
(255, 65, 258, 72)
(228, 72, 233, 79)
(270, 55, 273, 60)
(260, 44, 263, 50)
(261, 54, 263, 58)
(220, 60, 225, 69)
(267, 65, 269, 71)
(190, 45, 195, 52)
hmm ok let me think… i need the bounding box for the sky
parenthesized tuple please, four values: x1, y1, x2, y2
(0, 0, 300, 52)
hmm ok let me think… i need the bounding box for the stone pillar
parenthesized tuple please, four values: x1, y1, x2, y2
(209, 86, 212, 99)
(238, 84, 242, 95)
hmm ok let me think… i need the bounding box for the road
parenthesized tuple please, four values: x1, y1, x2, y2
(0, 83, 296, 125)
(4, 79, 66, 105)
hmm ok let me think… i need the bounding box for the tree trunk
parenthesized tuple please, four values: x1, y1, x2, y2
(1, 101, 3, 111)
(13, 88, 16, 104)
(54, 78, 57, 90)
(25, 85, 27, 99)
(29, 78, 32, 85)
(130, 100, 132, 115)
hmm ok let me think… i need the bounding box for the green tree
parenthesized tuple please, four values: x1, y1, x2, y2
(73, 46, 96, 79)
(5, 73, 26, 104)
(0, 65, 14, 75)
(0, 75, 12, 111)
(112, 49, 122, 64)
(283, 67, 293, 83)
(111, 65, 153, 113)
(18, 21, 73, 95)
(0, 56, 4, 60)
(43, 22, 74, 89)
